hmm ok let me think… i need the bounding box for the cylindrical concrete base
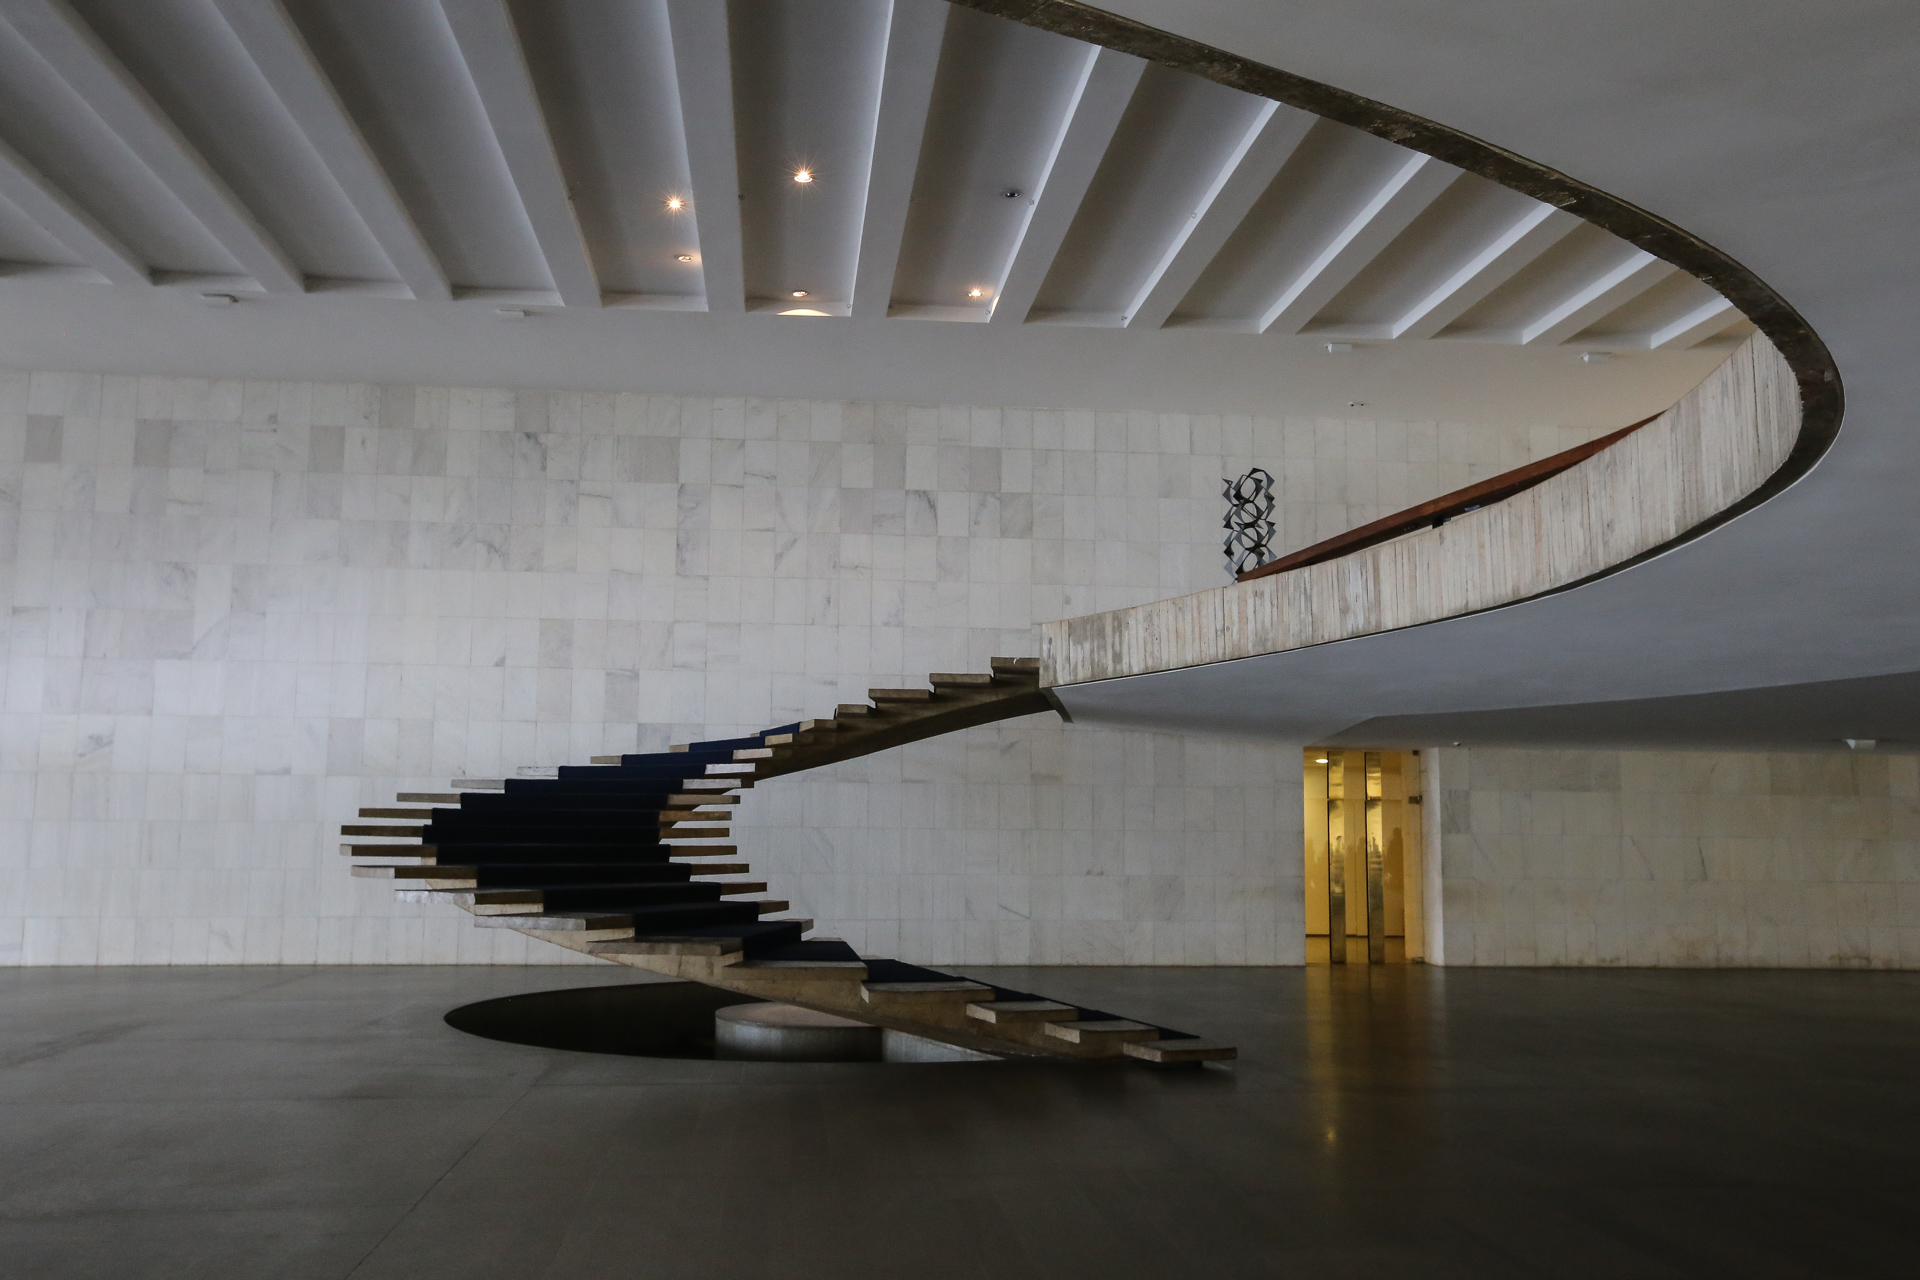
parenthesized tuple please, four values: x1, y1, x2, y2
(714, 1003, 882, 1062)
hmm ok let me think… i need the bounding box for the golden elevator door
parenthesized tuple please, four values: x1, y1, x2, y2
(1303, 749, 1423, 964)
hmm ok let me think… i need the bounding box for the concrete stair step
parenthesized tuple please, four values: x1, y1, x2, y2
(1043, 1020, 1160, 1046)
(340, 823, 425, 837)
(966, 999, 1077, 1025)
(359, 807, 437, 818)
(341, 843, 438, 857)
(350, 864, 476, 881)
(474, 912, 635, 938)
(395, 793, 461, 803)
(1123, 1039, 1238, 1064)
(862, 980, 995, 1007)
(869, 688, 933, 703)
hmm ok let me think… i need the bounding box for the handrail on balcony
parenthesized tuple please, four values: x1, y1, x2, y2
(1234, 413, 1662, 583)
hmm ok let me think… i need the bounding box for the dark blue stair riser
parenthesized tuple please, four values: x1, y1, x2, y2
(422, 824, 683, 844)
(456, 794, 688, 813)
(459, 864, 697, 887)
(406, 844, 681, 863)
(534, 883, 728, 911)
(631, 920, 806, 954)
(602, 901, 764, 928)
(424, 815, 685, 833)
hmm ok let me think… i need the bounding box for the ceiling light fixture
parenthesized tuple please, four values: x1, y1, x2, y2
(1324, 342, 1354, 354)
(793, 168, 813, 184)
(968, 288, 985, 299)
(779, 308, 830, 317)
(1581, 351, 1613, 364)
(676, 254, 695, 263)
(665, 196, 684, 211)
(791, 290, 808, 298)
(1314, 757, 1329, 764)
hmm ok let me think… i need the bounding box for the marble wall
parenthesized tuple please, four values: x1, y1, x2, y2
(1431, 748, 1920, 968)
(0, 365, 1588, 966)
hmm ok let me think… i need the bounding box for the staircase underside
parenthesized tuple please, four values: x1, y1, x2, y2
(344, 659, 1236, 1065)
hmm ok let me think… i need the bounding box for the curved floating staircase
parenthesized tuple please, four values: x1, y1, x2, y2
(344, 657, 1235, 1065)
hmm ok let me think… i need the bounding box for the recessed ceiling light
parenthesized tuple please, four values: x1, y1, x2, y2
(665, 196, 684, 211)
(793, 169, 813, 184)
(779, 308, 830, 316)
(791, 290, 808, 298)
(1324, 342, 1354, 354)
(1314, 757, 1329, 764)
(676, 254, 695, 263)
(968, 288, 985, 299)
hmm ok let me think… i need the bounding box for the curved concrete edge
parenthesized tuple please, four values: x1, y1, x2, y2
(1043, 333, 1798, 686)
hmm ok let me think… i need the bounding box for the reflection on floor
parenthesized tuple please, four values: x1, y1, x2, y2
(5, 963, 1920, 1277)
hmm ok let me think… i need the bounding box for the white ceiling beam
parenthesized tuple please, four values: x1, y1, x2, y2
(1520, 249, 1677, 345)
(1122, 102, 1315, 330)
(0, 0, 304, 293)
(1257, 153, 1463, 335)
(988, 46, 1146, 326)
(850, 0, 948, 320)
(0, 133, 148, 285)
(1390, 203, 1581, 340)
(209, 0, 449, 303)
(1649, 295, 1741, 350)
(663, 0, 743, 315)
(438, 0, 600, 308)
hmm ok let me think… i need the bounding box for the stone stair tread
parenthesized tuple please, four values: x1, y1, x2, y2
(396, 793, 461, 803)
(1044, 1019, 1161, 1044)
(475, 912, 633, 933)
(1123, 1039, 1238, 1063)
(730, 959, 868, 970)
(966, 999, 1077, 1023)
(864, 980, 995, 994)
(351, 864, 475, 879)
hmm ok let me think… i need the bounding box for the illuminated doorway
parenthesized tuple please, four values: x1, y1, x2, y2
(1304, 749, 1427, 964)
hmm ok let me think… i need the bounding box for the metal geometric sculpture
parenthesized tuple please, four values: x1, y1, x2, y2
(1222, 468, 1277, 578)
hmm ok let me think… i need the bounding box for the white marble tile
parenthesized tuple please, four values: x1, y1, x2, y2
(1, 366, 1561, 966)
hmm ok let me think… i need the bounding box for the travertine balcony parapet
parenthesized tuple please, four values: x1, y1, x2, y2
(1042, 333, 1801, 688)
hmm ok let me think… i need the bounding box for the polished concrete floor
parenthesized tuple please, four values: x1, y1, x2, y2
(5, 964, 1919, 1279)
